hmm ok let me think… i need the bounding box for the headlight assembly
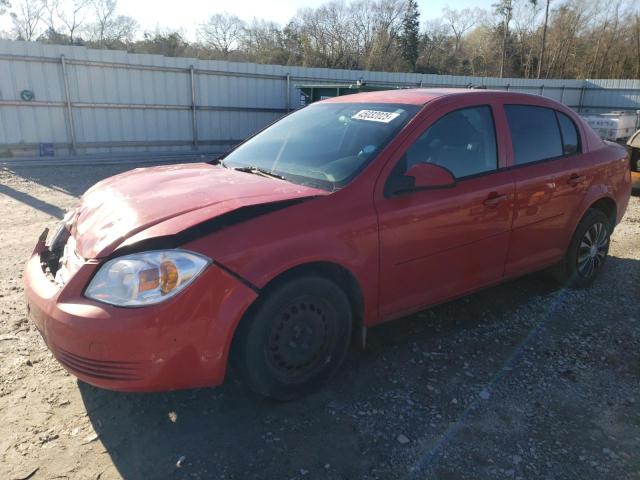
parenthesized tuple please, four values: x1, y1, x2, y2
(85, 250, 210, 307)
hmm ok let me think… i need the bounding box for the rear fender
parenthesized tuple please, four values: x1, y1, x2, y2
(563, 185, 616, 252)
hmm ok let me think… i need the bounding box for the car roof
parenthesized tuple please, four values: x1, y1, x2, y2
(320, 87, 604, 152)
(320, 88, 542, 106)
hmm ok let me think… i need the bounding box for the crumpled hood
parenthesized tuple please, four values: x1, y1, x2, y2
(72, 163, 327, 259)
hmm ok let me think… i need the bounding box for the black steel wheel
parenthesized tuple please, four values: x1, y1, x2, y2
(232, 274, 352, 400)
(265, 296, 336, 383)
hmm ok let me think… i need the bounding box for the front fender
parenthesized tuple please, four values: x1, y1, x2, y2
(186, 190, 381, 326)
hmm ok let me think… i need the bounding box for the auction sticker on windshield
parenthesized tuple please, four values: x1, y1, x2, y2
(352, 110, 400, 123)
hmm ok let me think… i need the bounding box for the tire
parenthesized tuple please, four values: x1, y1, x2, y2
(553, 208, 611, 288)
(232, 274, 353, 401)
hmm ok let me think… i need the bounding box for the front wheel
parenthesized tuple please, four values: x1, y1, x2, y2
(232, 274, 352, 400)
(554, 209, 611, 288)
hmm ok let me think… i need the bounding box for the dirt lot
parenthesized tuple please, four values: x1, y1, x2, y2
(0, 160, 639, 480)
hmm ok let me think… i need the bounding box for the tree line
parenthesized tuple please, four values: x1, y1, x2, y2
(1, 0, 639, 79)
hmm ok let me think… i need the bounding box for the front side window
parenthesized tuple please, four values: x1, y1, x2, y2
(505, 105, 563, 164)
(400, 105, 498, 179)
(223, 102, 419, 191)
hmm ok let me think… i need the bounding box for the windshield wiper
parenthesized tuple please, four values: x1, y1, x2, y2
(233, 166, 288, 181)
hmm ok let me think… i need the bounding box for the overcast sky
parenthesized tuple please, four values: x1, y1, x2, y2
(2, 0, 490, 41)
(120, 0, 489, 38)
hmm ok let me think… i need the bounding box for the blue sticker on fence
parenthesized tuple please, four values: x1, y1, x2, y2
(39, 143, 55, 157)
(20, 90, 35, 101)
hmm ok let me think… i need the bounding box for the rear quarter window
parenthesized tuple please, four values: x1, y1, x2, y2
(505, 105, 563, 165)
(556, 111, 580, 155)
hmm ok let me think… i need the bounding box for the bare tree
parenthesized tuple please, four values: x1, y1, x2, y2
(537, 0, 550, 78)
(343, 0, 405, 64)
(90, 0, 114, 45)
(133, 28, 194, 57)
(494, 0, 513, 77)
(464, 24, 496, 76)
(542, 0, 591, 78)
(42, 0, 60, 34)
(364, 0, 406, 69)
(442, 6, 480, 52)
(59, 0, 89, 43)
(420, 18, 449, 68)
(296, 0, 405, 70)
(197, 12, 246, 58)
(240, 20, 291, 65)
(107, 14, 136, 43)
(634, 10, 640, 78)
(37, 0, 89, 43)
(2, 0, 639, 79)
(88, 0, 136, 46)
(10, 0, 46, 41)
(510, 0, 541, 78)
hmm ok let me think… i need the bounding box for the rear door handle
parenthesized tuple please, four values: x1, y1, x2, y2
(567, 174, 586, 186)
(483, 192, 507, 207)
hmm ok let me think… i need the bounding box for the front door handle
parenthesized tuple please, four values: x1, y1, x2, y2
(483, 192, 507, 207)
(567, 174, 586, 186)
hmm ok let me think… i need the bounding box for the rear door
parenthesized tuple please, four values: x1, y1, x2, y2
(503, 104, 587, 277)
(375, 101, 515, 319)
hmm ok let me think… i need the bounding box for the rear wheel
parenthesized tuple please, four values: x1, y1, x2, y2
(232, 274, 352, 400)
(553, 209, 611, 288)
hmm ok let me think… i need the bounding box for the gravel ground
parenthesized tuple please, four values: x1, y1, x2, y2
(0, 161, 639, 480)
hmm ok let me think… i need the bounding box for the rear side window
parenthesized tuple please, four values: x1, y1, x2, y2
(505, 105, 562, 165)
(556, 112, 580, 155)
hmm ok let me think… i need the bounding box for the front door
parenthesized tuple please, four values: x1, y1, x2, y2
(375, 104, 515, 320)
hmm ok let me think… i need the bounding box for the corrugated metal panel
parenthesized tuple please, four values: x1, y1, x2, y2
(0, 38, 638, 157)
(580, 78, 640, 113)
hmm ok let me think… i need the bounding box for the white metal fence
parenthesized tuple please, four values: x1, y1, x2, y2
(1, 39, 639, 158)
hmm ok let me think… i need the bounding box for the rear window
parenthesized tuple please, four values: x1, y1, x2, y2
(505, 105, 563, 165)
(557, 111, 580, 155)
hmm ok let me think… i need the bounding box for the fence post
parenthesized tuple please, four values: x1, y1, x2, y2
(286, 73, 291, 113)
(60, 55, 77, 155)
(578, 82, 586, 113)
(189, 65, 198, 149)
(560, 85, 565, 104)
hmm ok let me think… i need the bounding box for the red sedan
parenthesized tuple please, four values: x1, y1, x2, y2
(24, 89, 631, 400)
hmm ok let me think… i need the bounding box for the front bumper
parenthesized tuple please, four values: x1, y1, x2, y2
(24, 235, 257, 392)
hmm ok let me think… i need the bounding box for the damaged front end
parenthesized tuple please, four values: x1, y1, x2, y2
(111, 197, 314, 258)
(40, 210, 84, 286)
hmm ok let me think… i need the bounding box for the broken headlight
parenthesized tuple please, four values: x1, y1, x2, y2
(85, 250, 210, 307)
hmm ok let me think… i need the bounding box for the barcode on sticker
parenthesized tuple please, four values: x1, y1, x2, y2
(352, 110, 400, 123)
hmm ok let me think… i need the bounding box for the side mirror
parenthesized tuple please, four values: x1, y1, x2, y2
(386, 162, 457, 196)
(406, 163, 456, 188)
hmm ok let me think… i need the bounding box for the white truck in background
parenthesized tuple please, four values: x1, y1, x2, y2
(580, 110, 640, 141)
(579, 110, 640, 191)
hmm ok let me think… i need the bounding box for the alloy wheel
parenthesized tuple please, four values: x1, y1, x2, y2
(577, 222, 609, 278)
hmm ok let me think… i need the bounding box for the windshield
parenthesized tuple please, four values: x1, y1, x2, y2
(222, 102, 420, 191)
